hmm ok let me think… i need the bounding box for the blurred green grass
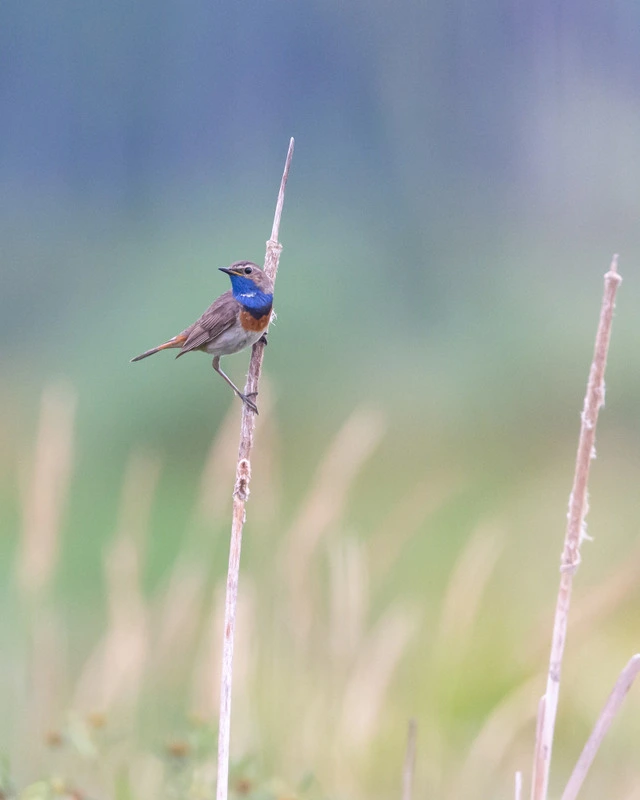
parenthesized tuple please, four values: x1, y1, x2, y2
(2, 192, 640, 796)
(2, 286, 640, 799)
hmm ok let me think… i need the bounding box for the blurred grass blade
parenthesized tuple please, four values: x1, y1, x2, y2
(561, 654, 640, 800)
(73, 451, 160, 713)
(450, 675, 540, 800)
(434, 522, 503, 671)
(340, 605, 418, 749)
(19, 384, 76, 596)
(328, 537, 369, 667)
(285, 407, 384, 642)
(402, 718, 417, 800)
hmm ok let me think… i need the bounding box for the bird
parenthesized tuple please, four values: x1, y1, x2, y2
(131, 260, 273, 414)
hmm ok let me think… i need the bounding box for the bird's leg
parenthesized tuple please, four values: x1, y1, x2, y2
(258, 333, 268, 346)
(212, 356, 258, 414)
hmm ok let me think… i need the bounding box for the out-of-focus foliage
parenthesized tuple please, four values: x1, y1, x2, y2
(2, 2, 640, 799)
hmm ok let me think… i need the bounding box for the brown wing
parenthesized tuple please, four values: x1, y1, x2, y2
(176, 291, 239, 356)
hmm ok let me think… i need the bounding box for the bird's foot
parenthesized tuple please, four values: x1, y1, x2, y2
(239, 392, 259, 414)
(258, 333, 268, 346)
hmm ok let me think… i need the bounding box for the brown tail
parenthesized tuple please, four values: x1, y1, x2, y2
(130, 336, 186, 362)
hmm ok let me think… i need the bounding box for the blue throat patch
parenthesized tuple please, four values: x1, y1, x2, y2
(228, 274, 273, 315)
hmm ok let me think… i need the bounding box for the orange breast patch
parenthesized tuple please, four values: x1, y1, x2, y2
(240, 309, 271, 333)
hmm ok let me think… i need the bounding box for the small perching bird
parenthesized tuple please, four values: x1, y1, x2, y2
(131, 260, 273, 413)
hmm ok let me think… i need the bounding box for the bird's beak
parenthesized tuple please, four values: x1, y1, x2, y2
(219, 267, 232, 275)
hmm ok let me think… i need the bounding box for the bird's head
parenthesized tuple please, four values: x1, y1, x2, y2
(219, 261, 274, 309)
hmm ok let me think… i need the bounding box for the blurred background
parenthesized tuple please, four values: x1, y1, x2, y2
(1, 1, 640, 798)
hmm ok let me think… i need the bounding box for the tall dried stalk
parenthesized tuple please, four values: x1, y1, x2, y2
(216, 138, 295, 800)
(531, 255, 622, 800)
(524, 539, 640, 667)
(560, 654, 640, 800)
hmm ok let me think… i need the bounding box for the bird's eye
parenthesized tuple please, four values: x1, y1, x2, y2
(244, 266, 253, 275)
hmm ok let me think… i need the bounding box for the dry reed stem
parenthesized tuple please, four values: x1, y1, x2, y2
(216, 138, 294, 800)
(191, 586, 225, 717)
(196, 381, 274, 525)
(196, 401, 244, 523)
(402, 719, 417, 800)
(193, 581, 256, 743)
(531, 255, 622, 800)
(524, 540, 640, 667)
(248, 381, 282, 525)
(561, 653, 640, 800)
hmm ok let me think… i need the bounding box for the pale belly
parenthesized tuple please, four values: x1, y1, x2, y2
(203, 325, 263, 356)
